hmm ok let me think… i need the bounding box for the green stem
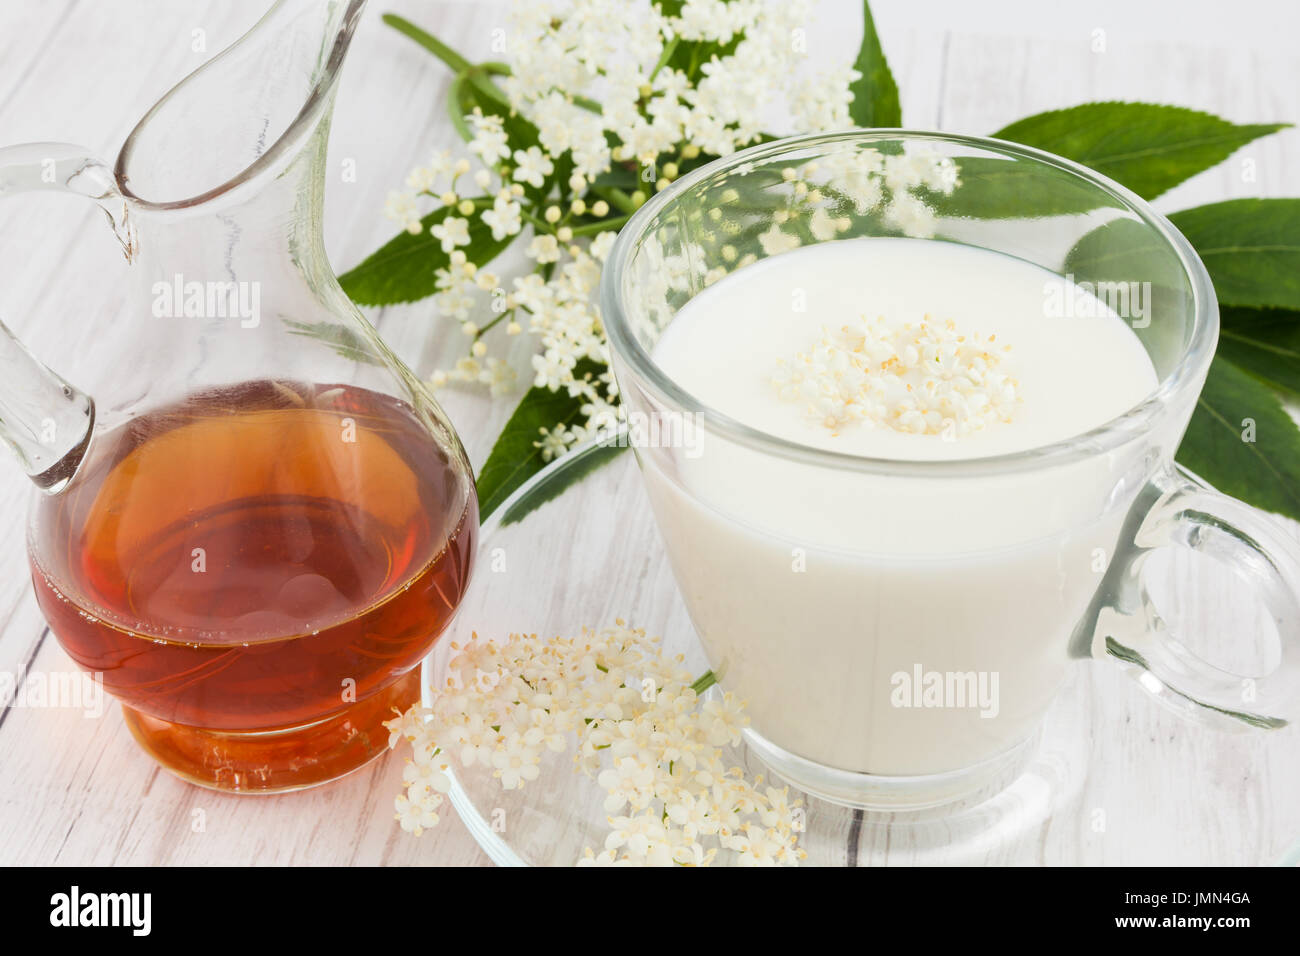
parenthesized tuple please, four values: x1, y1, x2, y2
(447, 74, 473, 143)
(592, 186, 638, 215)
(691, 671, 717, 695)
(570, 214, 629, 236)
(383, 14, 474, 75)
(475, 310, 512, 337)
(519, 208, 551, 232)
(465, 62, 513, 107)
(478, 63, 599, 114)
(649, 36, 679, 82)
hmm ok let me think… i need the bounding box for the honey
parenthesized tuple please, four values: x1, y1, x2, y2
(29, 380, 476, 791)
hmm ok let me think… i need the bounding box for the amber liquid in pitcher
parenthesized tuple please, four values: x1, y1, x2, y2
(29, 380, 476, 791)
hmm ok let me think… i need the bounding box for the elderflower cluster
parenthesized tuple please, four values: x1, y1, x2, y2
(778, 145, 962, 245)
(386, 622, 806, 866)
(772, 314, 1021, 436)
(500, 0, 857, 168)
(375, 0, 867, 464)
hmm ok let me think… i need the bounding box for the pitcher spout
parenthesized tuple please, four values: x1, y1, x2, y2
(114, 0, 367, 210)
(0, 0, 368, 493)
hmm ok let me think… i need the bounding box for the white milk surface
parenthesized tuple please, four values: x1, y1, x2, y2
(642, 237, 1160, 775)
(654, 237, 1157, 462)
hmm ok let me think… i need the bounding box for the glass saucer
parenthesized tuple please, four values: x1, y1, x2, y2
(422, 437, 1300, 866)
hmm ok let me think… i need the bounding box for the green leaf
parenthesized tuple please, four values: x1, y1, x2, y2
(383, 14, 473, 75)
(921, 155, 1121, 220)
(992, 103, 1287, 200)
(284, 319, 385, 366)
(1063, 216, 1192, 302)
(476, 359, 605, 520)
(652, 1, 743, 77)
(848, 1, 901, 128)
(1176, 355, 1300, 520)
(1065, 216, 1162, 276)
(1064, 215, 1300, 521)
(449, 64, 538, 150)
(338, 205, 512, 306)
(1062, 216, 1194, 368)
(500, 441, 628, 526)
(1169, 199, 1300, 310)
(450, 65, 564, 205)
(1216, 307, 1300, 398)
(447, 73, 475, 143)
(592, 166, 641, 191)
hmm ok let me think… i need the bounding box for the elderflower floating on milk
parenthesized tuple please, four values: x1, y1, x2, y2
(653, 236, 1156, 461)
(772, 314, 1019, 437)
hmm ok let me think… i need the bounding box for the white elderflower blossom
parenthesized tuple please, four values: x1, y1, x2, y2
(383, 190, 422, 234)
(820, 144, 886, 212)
(532, 346, 578, 391)
(385, 622, 806, 866)
(525, 234, 561, 263)
(772, 313, 1020, 435)
(374, 0, 964, 467)
(394, 792, 441, 835)
(580, 394, 624, 434)
(429, 215, 470, 253)
(481, 194, 523, 240)
(432, 271, 475, 320)
(589, 230, 618, 262)
(884, 189, 938, 238)
(790, 64, 861, 132)
(467, 108, 511, 164)
(512, 146, 555, 189)
(758, 222, 800, 256)
(808, 205, 839, 241)
(532, 424, 572, 461)
(406, 149, 454, 191)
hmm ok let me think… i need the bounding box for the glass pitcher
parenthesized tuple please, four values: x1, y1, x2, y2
(0, 0, 478, 792)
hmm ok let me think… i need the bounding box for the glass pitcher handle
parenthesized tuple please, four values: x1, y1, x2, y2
(0, 143, 133, 491)
(1081, 462, 1300, 729)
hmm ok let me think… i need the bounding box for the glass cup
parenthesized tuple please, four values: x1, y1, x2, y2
(599, 130, 1300, 810)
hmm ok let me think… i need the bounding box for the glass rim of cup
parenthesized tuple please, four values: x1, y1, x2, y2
(598, 128, 1218, 480)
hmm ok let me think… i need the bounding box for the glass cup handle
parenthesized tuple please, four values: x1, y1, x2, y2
(0, 143, 133, 490)
(1082, 462, 1300, 729)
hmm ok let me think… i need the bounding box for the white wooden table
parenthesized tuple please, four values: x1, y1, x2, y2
(0, 0, 1297, 866)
